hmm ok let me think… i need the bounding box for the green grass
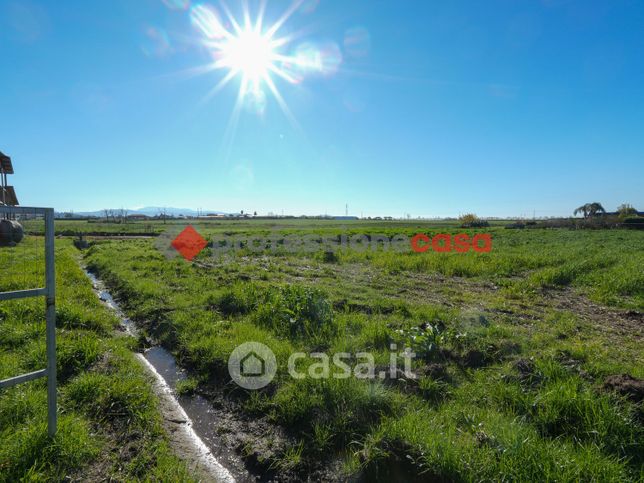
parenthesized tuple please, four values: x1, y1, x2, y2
(0, 238, 193, 481)
(82, 220, 644, 481)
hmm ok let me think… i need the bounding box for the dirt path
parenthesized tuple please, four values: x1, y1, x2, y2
(548, 288, 643, 340)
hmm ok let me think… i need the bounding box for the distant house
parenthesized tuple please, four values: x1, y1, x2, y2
(127, 214, 149, 221)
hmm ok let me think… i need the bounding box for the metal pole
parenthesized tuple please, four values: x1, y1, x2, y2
(44, 208, 57, 437)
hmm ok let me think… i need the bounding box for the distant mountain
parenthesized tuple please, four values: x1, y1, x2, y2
(67, 207, 227, 217)
(132, 207, 207, 217)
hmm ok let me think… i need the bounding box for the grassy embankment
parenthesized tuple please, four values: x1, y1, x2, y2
(84, 221, 644, 481)
(0, 238, 193, 481)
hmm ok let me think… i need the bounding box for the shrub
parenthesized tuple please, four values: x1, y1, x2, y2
(394, 323, 445, 361)
(459, 213, 490, 228)
(459, 213, 478, 225)
(617, 203, 638, 220)
(254, 285, 336, 344)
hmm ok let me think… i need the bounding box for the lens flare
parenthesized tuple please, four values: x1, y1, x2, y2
(141, 26, 171, 57)
(189, 0, 342, 125)
(344, 26, 371, 58)
(162, 0, 191, 11)
(298, 0, 319, 15)
(190, 4, 225, 39)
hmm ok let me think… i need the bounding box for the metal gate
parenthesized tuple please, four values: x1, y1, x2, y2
(0, 206, 56, 437)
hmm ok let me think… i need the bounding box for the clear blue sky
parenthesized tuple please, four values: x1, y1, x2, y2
(1, 0, 643, 217)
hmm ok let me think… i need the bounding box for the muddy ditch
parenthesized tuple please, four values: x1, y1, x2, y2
(83, 268, 347, 482)
(84, 270, 248, 482)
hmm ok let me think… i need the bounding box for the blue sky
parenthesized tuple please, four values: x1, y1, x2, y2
(1, 0, 642, 217)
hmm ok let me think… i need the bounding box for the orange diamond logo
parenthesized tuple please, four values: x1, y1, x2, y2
(171, 226, 207, 261)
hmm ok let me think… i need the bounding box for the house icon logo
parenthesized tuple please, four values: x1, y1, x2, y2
(240, 351, 265, 377)
(228, 342, 277, 390)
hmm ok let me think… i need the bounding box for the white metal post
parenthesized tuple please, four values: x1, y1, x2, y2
(0, 206, 57, 437)
(44, 208, 57, 437)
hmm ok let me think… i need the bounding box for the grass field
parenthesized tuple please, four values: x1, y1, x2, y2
(21, 217, 495, 236)
(77, 219, 643, 481)
(0, 238, 194, 481)
(1, 219, 642, 480)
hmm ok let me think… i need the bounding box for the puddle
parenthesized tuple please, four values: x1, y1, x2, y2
(84, 268, 253, 482)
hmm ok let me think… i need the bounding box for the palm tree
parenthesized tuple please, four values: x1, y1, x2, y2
(587, 202, 606, 217)
(574, 203, 590, 218)
(574, 202, 606, 218)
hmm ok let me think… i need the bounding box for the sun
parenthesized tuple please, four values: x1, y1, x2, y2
(185, 0, 345, 143)
(189, 1, 307, 120)
(219, 29, 275, 83)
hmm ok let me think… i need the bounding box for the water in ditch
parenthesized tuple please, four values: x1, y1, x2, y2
(84, 269, 253, 482)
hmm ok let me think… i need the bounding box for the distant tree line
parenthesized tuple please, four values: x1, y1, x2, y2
(574, 202, 639, 220)
(102, 208, 129, 223)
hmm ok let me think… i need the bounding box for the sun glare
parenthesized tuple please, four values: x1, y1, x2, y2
(189, 0, 320, 125)
(220, 29, 275, 82)
(185, 0, 345, 144)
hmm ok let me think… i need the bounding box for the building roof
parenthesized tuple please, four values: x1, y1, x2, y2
(0, 152, 14, 174)
(1, 186, 18, 206)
